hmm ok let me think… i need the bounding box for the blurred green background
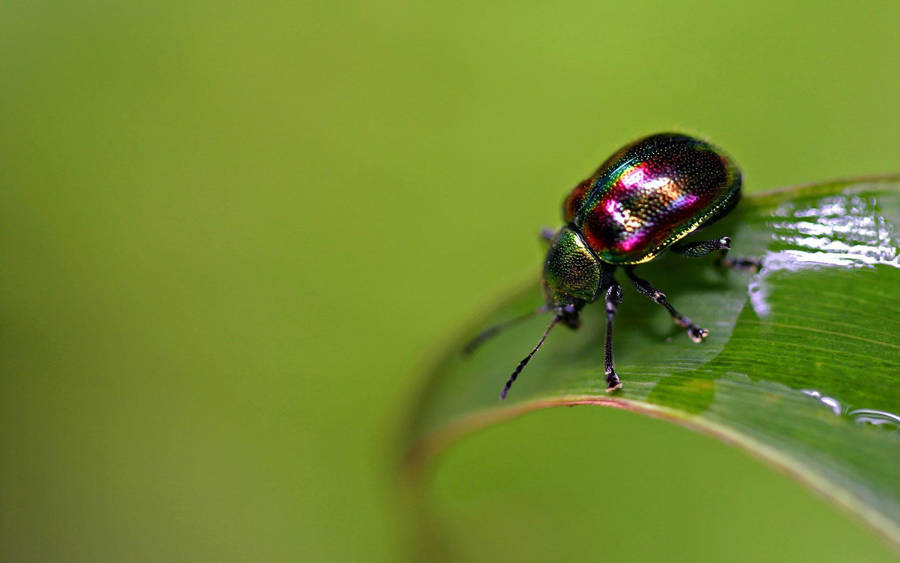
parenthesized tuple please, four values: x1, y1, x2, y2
(1, 1, 898, 561)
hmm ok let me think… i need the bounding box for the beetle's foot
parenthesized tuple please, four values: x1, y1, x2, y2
(687, 326, 709, 343)
(740, 257, 762, 273)
(716, 254, 762, 273)
(674, 316, 708, 342)
(605, 372, 622, 392)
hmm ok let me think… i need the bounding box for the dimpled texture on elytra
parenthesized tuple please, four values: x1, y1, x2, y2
(564, 133, 741, 265)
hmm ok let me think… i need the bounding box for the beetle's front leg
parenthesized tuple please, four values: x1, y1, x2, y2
(670, 237, 761, 272)
(625, 267, 708, 343)
(603, 279, 624, 392)
(539, 227, 555, 247)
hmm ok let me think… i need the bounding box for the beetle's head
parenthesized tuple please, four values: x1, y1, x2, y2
(541, 227, 602, 327)
(465, 226, 608, 400)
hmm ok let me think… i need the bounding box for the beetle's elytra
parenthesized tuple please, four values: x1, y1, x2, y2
(465, 133, 761, 399)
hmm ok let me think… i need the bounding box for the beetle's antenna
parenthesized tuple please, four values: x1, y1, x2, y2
(500, 314, 560, 400)
(463, 305, 551, 355)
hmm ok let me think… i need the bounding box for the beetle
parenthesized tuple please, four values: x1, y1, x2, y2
(465, 133, 761, 399)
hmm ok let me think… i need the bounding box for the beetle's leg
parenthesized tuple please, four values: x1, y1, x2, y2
(539, 227, 555, 246)
(603, 279, 624, 392)
(670, 236, 731, 257)
(625, 267, 709, 343)
(670, 237, 761, 272)
(715, 251, 762, 273)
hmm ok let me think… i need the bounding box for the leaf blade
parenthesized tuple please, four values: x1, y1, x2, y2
(404, 177, 900, 545)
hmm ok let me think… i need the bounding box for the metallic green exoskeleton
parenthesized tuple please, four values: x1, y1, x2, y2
(466, 133, 760, 399)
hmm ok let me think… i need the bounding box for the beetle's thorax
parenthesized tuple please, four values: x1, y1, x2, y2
(542, 227, 605, 312)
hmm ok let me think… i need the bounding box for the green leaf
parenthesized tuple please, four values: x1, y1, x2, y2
(403, 177, 900, 546)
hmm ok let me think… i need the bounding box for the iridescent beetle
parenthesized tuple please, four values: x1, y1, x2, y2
(466, 133, 760, 399)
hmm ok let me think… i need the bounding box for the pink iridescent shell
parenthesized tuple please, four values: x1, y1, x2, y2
(563, 133, 740, 264)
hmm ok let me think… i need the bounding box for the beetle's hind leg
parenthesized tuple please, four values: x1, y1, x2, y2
(624, 267, 709, 343)
(670, 237, 761, 273)
(670, 236, 731, 257)
(715, 250, 761, 273)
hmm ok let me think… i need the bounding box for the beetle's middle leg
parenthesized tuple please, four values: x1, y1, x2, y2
(603, 278, 624, 392)
(624, 266, 709, 343)
(670, 237, 761, 272)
